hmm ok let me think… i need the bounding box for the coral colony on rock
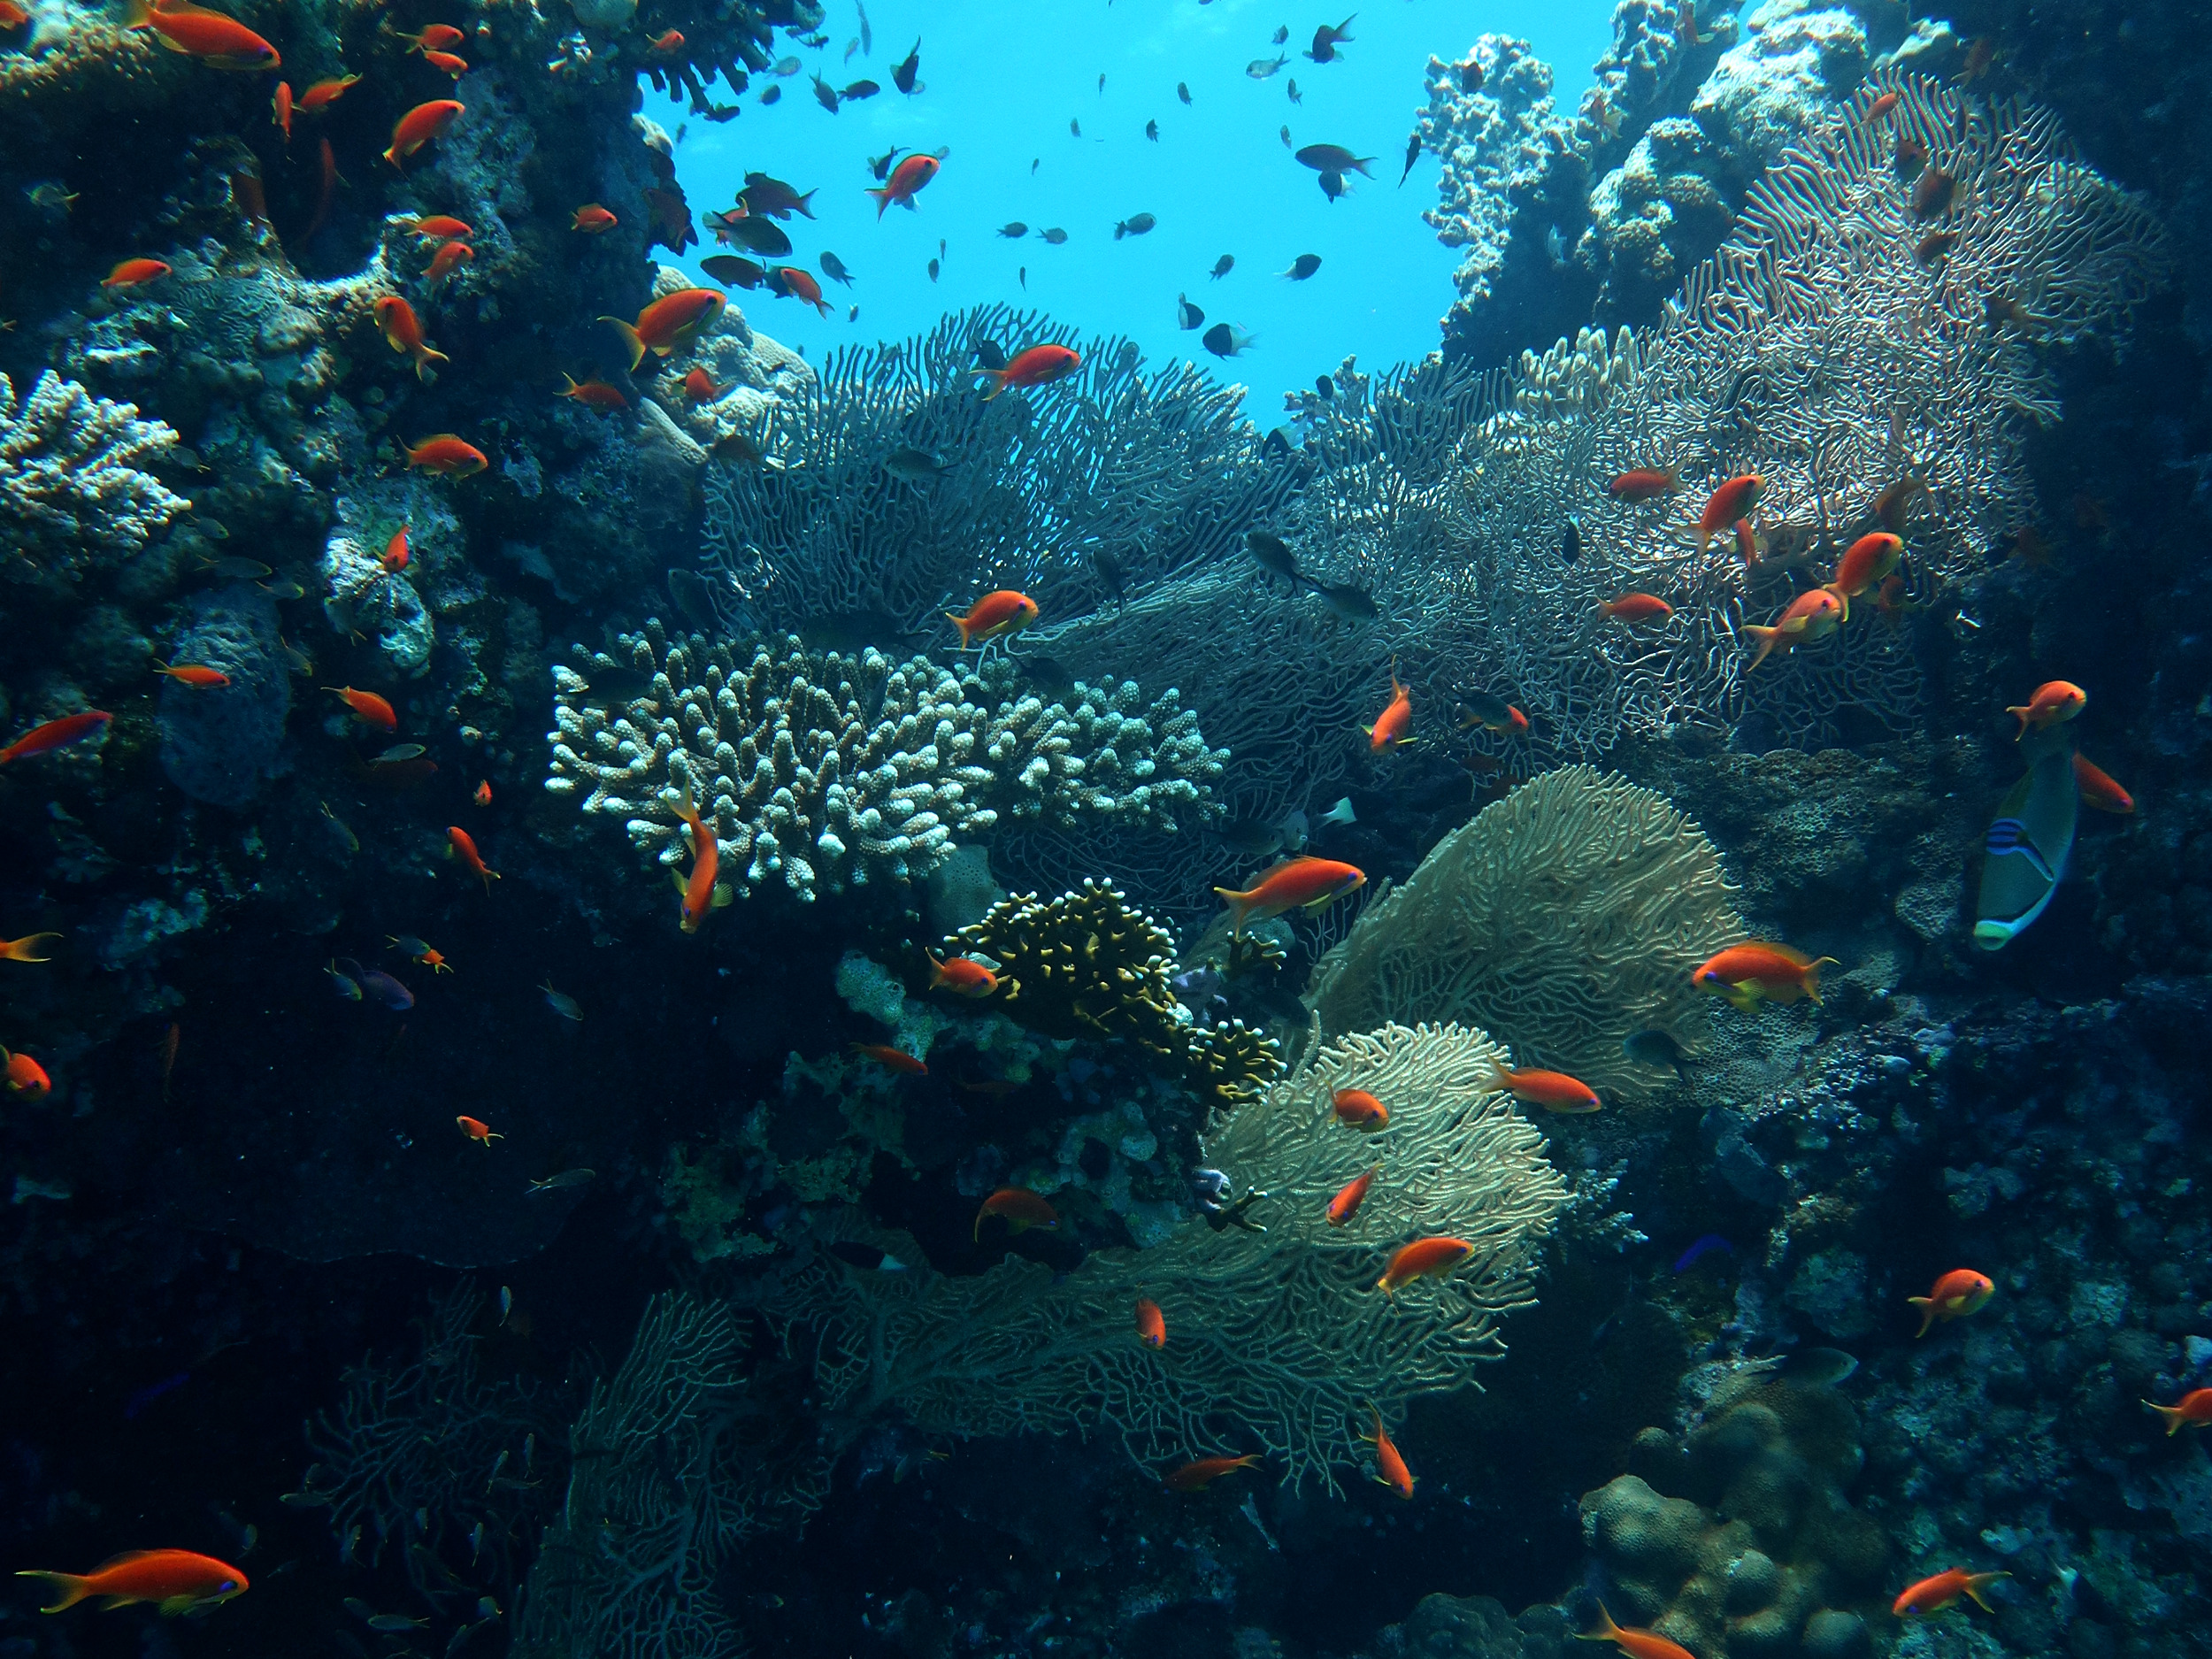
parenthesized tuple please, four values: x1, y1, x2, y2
(9, 0, 2212, 1655)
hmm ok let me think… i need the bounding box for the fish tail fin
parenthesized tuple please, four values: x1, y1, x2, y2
(1210, 887, 1254, 936)
(122, 0, 153, 27)
(1801, 957, 1839, 1004)
(16, 1571, 92, 1614)
(971, 367, 1007, 401)
(1962, 1572, 2008, 1612)
(415, 343, 449, 381)
(2147, 1400, 2187, 1435)
(1908, 1296, 1934, 1338)
(598, 317, 646, 373)
(943, 611, 974, 647)
(1743, 624, 1779, 671)
(2005, 705, 2029, 740)
(1823, 581, 1850, 623)
(1, 934, 58, 963)
(1575, 1603, 1624, 1644)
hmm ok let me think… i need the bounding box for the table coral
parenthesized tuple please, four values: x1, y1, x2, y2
(0, 368, 188, 587)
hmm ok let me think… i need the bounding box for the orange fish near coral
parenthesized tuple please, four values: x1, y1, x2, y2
(1326, 1167, 1377, 1226)
(298, 73, 360, 111)
(974, 344, 1082, 402)
(772, 265, 831, 318)
(407, 214, 472, 242)
(572, 204, 618, 234)
(1598, 593, 1672, 623)
(380, 525, 410, 573)
(559, 373, 628, 411)
(946, 590, 1039, 649)
(1824, 531, 1903, 611)
(672, 788, 720, 933)
(102, 258, 172, 290)
(1577, 1602, 1694, 1659)
(1606, 467, 1678, 503)
(323, 686, 396, 730)
(1865, 90, 1901, 123)
(1331, 1089, 1389, 1131)
(1135, 1298, 1165, 1348)
(1364, 664, 1413, 750)
(403, 434, 488, 476)
(2004, 680, 2085, 739)
(1487, 1065, 1601, 1114)
(419, 48, 468, 76)
(1378, 1237, 1473, 1296)
(1368, 1410, 1415, 1498)
(927, 953, 998, 997)
(0, 710, 112, 766)
(1164, 1455, 1260, 1492)
(124, 0, 278, 69)
(472, 780, 492, 807)
(382, 100, 464, 171)
(151, 661, 229, 688)
(867, 152, 941, 217)
(1696, 473, 1764, 554)
(1909, 1268, 1993, 1338)
(271, 81, 292, 142)
(2146, 1390, 2212, 1436)
(681, 368, 731, 403)
(447, 825, 499, 895)
(1744, 588, 1842, 670)
(852, 1043, 926, 1075)
(646, 27, 683, 55)
(599, 287, 725, 372)
(424, 241, 472, 289)
(1, 934, 61, 963)
(1893, 1568, 2007, 1617)
(1693, 942, 1834, 1010)
(395, 22, 463, 52)
(2073, 754, 2134, 815)
(2, 1047, 50, 1101)
(456, 1115, 502, 1145)
(15, 1549, 248, 1615)
(973, 1187, 1058, 1243)
(1213, 856, 1366, 936)
(373, 296, 449, 380)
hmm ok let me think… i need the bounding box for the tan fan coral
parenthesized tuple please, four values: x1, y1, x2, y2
(750, 1021, 1570, 1494)
(1306, 767, 1745, 1103)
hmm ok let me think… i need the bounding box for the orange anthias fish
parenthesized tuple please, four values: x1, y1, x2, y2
(1331, 1088, 1389, 1131)
(102, 258, 172, 290)
(420, 48, 468, 76)
(382, 100, 465, 171)
(1164, 1455, 1260, 1492)
(373, 296, 449, 381)
(974, 344, 1082, 401)
(646, 27, 683, 55)
(1368, 1410, 1414, 1498)
(773, 265, 831, 317)
(1325, 1167, 1377, 1226)
(1744, 588, 1842, 670)
(447, 825, 499, 895)
(1598, 593, 1672, 623)
(2146, 1389, 2212, 1436)
(3, 1046, 51, 1101)
(407, 214, 473, 242)
(866, 152, 941, 218)
(0, 710, 113, 765)
(1488, 1065, 1601, 1114)
(151, 661, 229, 688)
(396, 22, 463, 52)
(946, 589, 1039, 649)
(1135, 1297, 1165, 1348)
(599, 288, 726, 372)
(973, 1186, 1059, 1242)
(2004, 680, 2086, 739)
(424, 241, 472, 289)
(0, 2, 30, 29)
(1377, 1237, 1474, 1296)
(124, 0, 279, 69)
(672, 788, 719, 933)
(1865, 90, 1901, 123)
(272, 80, 293, 142)
(456, 1114, 502, 1145)
(1213, 856, 1366, 936)
(16, 1549, 248, 1615)
(403, 434, 488, 476)
(681, 367, 732, 403)
(1577, 1601, 1694, 1659)
(1824, 531, 1903, 614)
(2, 933, 62, 963)
(1363, 664, 1413, 750)
(1909, 1268, 1993, 1337)
(380, 525, 411, 573)
(472, 780, 492, 807)
(572, 204, 618, 233)
(1693, 941, 1835, 1010)
(1893, 1567, 2007, 1617)
(1606, 466, 1678, 503)
(1696, 473, 1764, 553)
(298, 73, 360, 111)
(560, 373, 629, 411)
(927, 952, 998, 997)
(323, 685, 396, 730)
(2073, 753, 2134, 814)
(852, 1042, 927, 1075)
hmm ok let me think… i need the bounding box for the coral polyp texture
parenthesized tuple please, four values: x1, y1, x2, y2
(1308, 767, 1745, 1104)
(0, 369, 188, 583)
(754, 1022, 1569, 1494)
(545, 623, 1225, 901)
(699, 303, 1303, 634)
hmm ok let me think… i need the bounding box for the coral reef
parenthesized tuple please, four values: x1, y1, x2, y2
(753, 1021, 1571, 1494)
(0, 367, 188, 588)
(156, 584, 291, 807)
(955, 879, 1282, 1112)
(1308, 768, 1746, 1103)
(545, 624, 1225, 902)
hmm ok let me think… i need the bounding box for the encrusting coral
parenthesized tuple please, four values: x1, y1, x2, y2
(751, 1021, 1571, 1494)
(0, 368, 189, 586)
(545, 624, 1225, 902)
(955, 879, 1282, 1112)
(1308, 767, 1745, 1103)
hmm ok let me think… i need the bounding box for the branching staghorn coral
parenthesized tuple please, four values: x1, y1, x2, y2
(1307, 768, 1746, 1104)
(698, 303, 1304, 634)
(751, 1021, 1568, 1494)
(0, 369, 188, 584)
(545, 622, 1224, 902)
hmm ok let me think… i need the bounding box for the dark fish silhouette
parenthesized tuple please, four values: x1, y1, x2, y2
(709, 214, 791, 257)
(927, 257, 939, 282)
(1271, 25, 1287, 44)
(1210, 254, 1234, 280)
(1280, 253, 1321, 280)
(1315, 373, 1334, 398)
(1247, 55, 1286, 79)
(868, 146, 906, 180)
(1295, 143, 1375, 176)
(998, 221, 1028, 238)
(810, 72, 840, 111)
(741, 172, 815, 219)
(1114, 212, 1156, 240)
(1318, 170, 1347, 202)
(1202, 321, 1254, 357)
(1145, 119, 1158, 142)
(1560, 518, 1583, 564)
(700, 254, 766, 288)
(1456, 58, 1484, 94)
(1246, 530, 1301, 586)
(819, 250, 854, 286)
(1039, 227, 1068, 244)
(1176, 292, 1204, 329)
(892, 39, 919, 94)
(972, 340, 1009, 372)
(1306, 14, 1355, 63)
(842, 80, 879, 100)
(1177, 81, 1192, 104)
(1400, 132, 1420, 186)
(1286, 78, 1302, 104)
(759, 84, 780, 104)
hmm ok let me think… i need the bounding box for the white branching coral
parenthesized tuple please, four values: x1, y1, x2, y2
(545, 622, 1225, 902)
(0, 368, 188, 580)
(752, 1021, 1570, 1494)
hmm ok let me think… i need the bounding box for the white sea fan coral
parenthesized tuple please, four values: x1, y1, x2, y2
(0, 368, 188, 580)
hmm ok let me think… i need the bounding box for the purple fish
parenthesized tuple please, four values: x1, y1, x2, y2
(1672, 1234, 1734, 1273)
(340, 958, 415, 1010)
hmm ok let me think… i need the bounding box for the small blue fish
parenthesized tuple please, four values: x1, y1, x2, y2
(1672, 1233, 1734, 1273)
